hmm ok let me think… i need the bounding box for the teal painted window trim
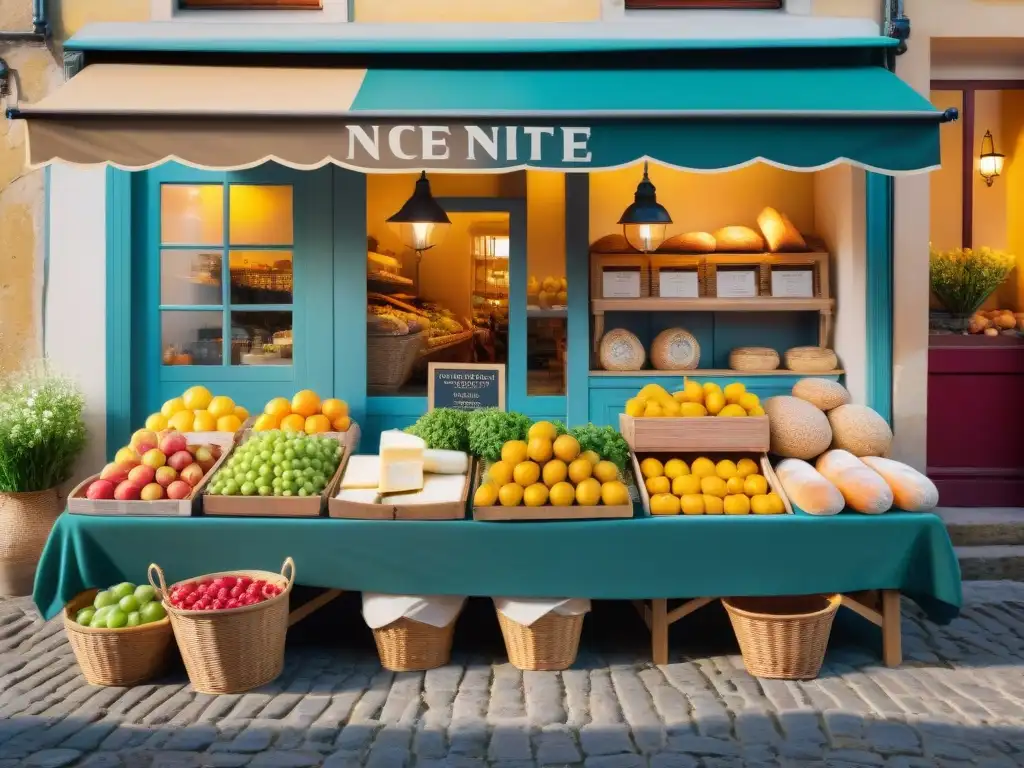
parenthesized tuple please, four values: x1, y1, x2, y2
(42, 166, 51, 355)
(865, 172, 894, 425)
(105, 168, 134, 455)
(565, 174, 590, 428)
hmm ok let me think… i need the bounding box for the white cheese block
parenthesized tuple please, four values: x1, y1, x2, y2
(394, 474, 466, 505)
(379, 430, 426, 494)
(335, 488, 381, 504)
(339, 455, 381, 490)
(423, 449, 469, 475)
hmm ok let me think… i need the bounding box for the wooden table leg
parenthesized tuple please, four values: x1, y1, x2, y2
(881, 590, 902, 667)
(651, 598, 669, 665)
(288, 588, 343, 628)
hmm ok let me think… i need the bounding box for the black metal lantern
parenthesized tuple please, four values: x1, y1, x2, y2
(387, 171, 451, 253)
(979, 131, 1005, 187)
(618, 161, 672, 253)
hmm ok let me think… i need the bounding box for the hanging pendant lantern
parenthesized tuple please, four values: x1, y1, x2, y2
(979, 131, 1005, 187)
(386, 171, 451, 252)
(617, 161, 672, 253)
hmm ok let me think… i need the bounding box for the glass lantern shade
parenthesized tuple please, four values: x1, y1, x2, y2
(617, 161, 672, 253)
(623, 223, 669, 254)
(388, 220, 450, 252)
(979, 131, 1005, 187)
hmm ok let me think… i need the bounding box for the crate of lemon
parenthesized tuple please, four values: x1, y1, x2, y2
(619, 381, 769, 454)
(633, 453, 792, 517)
(472, 424, 635, 521)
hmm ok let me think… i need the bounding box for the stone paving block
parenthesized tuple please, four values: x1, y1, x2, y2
(583, 754, 646, 768)
(23, 749, 83, 768)
(579, 723, 635, 756)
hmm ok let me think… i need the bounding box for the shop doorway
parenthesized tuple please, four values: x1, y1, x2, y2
(133, 165, 335, 424)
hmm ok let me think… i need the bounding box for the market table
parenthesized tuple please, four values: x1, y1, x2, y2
(35, 508, 961, 665)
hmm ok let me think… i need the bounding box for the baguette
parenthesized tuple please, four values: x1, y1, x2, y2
(816, 449, 893, 515)
(658, 232, 716, 253)
(712, 226, 765, 253)
(860, 456, 939, 512)
(757, 206, 807, 252)
(775, 459, 844, 516)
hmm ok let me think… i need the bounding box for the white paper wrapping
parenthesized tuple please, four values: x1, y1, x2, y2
(362, 593, 465, 629)
(493, 597, 592, 626)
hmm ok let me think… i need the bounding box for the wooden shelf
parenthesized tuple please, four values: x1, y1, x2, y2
(592, 297, 834, 314)
(590, 369, 844, 377)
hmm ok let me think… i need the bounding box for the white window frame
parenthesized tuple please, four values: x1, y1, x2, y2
(150, 0, 349, 23)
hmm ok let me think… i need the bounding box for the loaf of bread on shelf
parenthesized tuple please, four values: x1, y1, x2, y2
(860, 456, 939, 512)
(775, 459, 844, 516)
(590, 234, 632, 253)
(757, 207, 807, 252)
(711, 226, 765, 252)
(816, 449, 893, 514)
(657, 232, 716, 253)
(599, 329, 645, 371)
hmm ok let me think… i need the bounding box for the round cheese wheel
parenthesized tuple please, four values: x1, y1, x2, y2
(651, 328, 700, 371)
(599, 329, 645, 371)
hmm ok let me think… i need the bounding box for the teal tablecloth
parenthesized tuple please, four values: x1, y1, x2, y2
(34, 508, 962, 623)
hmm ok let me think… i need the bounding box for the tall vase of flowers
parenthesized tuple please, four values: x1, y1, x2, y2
(0, 365, 87, 596)
(930, 244, 1016, 332)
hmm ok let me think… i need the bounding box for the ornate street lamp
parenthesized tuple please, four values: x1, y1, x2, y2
(979, 130, 1005, 187)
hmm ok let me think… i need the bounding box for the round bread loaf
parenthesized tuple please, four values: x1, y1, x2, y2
(599, 329, 645, 371)
(651, 328, 700, 371)
(590, 234, 631, 253)
(828, 404, 892, 457)
(729, 347, 780, 372)
(657, 232, 716, 253)
(785, 346, 838, 373)
(763, 395, 833, 460)
(791, 378, 852, 412)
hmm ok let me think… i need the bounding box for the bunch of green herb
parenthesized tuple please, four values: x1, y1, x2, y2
(568, 424, 630, 470)
(467, 409, 532, 461)
(405, 408, 470, 452)
(0, 363, 87, 492)
(930, 243, 1015, 316)
(551, 420, 568, 436)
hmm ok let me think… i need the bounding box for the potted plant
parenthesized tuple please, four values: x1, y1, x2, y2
(0, 363, 87, 596)
(930, 244, 1016, 332)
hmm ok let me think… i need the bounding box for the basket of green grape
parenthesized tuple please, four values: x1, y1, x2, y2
(63, 580, 174, 686)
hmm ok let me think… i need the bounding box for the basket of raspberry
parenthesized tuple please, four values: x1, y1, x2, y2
(148, 557, 294, 694)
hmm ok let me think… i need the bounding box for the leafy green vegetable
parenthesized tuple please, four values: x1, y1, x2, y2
(568, 424, 630, 471)
(405, 408, 470, 452)
(551, 420, 568, 436)
(467, 409, 532, 461)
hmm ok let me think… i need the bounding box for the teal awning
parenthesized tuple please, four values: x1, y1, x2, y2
(16, 61, 948, 174)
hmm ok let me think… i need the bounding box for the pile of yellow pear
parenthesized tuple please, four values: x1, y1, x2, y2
(639, 455, 785, 516)
(473, 422, 631, 508)
(144, 386, 249, 434)
(625, 381, 764, 419)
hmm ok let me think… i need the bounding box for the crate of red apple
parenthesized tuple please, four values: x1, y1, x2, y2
(68, 428, 230, 516)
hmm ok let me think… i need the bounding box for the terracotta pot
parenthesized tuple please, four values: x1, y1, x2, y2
(0, 489, 61, 597)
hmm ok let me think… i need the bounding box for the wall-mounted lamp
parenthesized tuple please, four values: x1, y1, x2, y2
(979, 130, 1005, 187)
(618, 161, 672, 253)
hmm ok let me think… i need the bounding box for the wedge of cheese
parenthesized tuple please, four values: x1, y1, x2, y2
(423, 449, 469, 475)
(339, 455, 381, 490)
(379, 431, 425, 494)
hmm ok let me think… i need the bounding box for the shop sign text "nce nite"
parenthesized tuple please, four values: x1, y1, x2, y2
(343, 124, 592, 169)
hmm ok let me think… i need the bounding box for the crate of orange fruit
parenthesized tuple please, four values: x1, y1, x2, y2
(250, 390, 357, 448)
(143, 386, 252, 447)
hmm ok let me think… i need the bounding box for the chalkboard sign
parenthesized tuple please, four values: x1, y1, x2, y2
(427, 363, 506, 412)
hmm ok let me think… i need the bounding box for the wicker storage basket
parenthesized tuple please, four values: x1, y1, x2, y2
(599, 329, 645, 371)
(723, 594, 840, 680)
(373, 616, 459, 672)
(651, 328, 700, 371)
(496, 609, 585, 671)
(148, 558, 295, 694)
(63, 589, 174, 686)
(784, 346, 838, 374)
(368, 331, 426, 393)
(730, 347, 781, 372)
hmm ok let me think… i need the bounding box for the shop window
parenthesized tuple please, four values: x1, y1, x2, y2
(526, 172, 567, 397)
(159, 183, 294, 368)
(625, 0, 782, 7)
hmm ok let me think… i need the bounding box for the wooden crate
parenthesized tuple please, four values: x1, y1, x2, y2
(632, 452, 792, 516)
(328, 461, 473, 521)
(470, 464, 635, 521)
(619, 412, 770, 454)
(704, 240, 830, 300)
(590, 253, 649, 300)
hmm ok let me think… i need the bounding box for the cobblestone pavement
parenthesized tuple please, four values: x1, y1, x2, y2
(3, 583, 1024, 768)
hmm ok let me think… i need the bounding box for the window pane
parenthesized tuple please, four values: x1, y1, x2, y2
(161, 185, 223, 245)
(161, 311, 224, 366)
(160, 250, 222, 306)
(229, 251, 293, 304)
(232, 311, 293, 366)
(527, 315, 567, 396)
(229, 185, 293, 245)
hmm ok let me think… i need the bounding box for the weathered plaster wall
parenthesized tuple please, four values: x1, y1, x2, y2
(355, 0, 601, 23)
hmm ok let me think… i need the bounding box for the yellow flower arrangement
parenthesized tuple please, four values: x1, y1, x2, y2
(929, 243, 1016, 316)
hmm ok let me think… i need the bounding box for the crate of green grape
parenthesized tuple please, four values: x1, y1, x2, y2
(202, 425, 358, 517)
(64, 579, 174, 686)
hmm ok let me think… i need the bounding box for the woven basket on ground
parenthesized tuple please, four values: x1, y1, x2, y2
(722, 594, 840, 680)
(496, 609, 585, 671)
(0, 489, 61, 597)
(63, 589, 174, 686)
(148, 558, 295, 694)
(367, 331, 426, 393)
(729, 347, 780, 372)
(373, 616, 459, 672)
(784, 346, 838, 374)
